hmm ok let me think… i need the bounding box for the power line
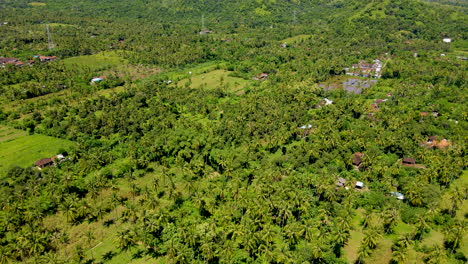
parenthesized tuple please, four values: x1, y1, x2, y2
(46, 24, 55, 50)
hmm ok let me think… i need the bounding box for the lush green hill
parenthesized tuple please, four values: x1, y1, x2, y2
(0, 0, 467, 263)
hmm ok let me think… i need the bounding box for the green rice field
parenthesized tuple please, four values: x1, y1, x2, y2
(0, 125, 74, 175)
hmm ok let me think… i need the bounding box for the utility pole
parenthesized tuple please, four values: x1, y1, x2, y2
(46, 24, 55, 50)
(293, 10, 297, 25)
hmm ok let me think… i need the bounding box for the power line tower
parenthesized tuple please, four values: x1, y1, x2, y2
(293, 10, 297, 25)
(46, 24, 55, 50)
(201, 14, 205, 31)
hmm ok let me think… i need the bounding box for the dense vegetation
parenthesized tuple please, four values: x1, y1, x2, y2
(0, 0, 466, 263)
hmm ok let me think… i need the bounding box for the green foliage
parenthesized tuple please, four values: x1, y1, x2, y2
(0, 0, 466, 263)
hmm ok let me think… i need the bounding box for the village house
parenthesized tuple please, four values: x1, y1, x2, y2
(355, 181, 364, 189)
(298, 124, 313, 138)
(443, 38, 452, 43)
(200, 29, 213, 35)
(402, 157, 416, 166)
(336, 177, 346, 188)
(34, 154, 66, 170)
(34, 158, 54, 170)
(39, 55, 57, 62)
(421, 136, 451, 149)
(352, 152, 364, 167)
(0, 57, 24, 67)
(315, 98, 333, 108)
(91, 76, 105, 84)
(253, 73, 268, 80)
(390, 192, 405, 200)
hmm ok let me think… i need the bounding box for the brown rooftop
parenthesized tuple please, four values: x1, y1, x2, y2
(352, 152, 364, 166)
(34, 158, 53, 168)
(402, 157, 416, 165)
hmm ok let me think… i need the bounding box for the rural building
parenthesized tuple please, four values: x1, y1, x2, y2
(355, 181, 364, 189)
(315, 98, 333, 108)
(253, 73, 269, 80)
(390, 192, 405, 200)
(91, 77, 104, 84)
(402, 157, 416, 165)
(443, 38, 452, 43)
(336, 177, 346, 187)
(352, 152, 364, 166)
(34, 158, 54, 170)
(200, 29, 213, 35)
(421, 136, 451, 149)
(298, 124, 313, 137)
(39, 55, 57, 62)
(0, 57, 24, 67)
(52, 154, 65, 162)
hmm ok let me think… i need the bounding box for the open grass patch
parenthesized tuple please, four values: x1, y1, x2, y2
(0, 125, 74, 175)
(177, 69, 251, 92)
(62, 51, 128, 72)
(28, 2, 46, 6)
(280, 34, 312, 44)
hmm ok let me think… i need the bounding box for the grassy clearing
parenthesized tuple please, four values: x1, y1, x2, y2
(0, 125, 74, 175)
(343, 208, 365, 262)
(280, 34, 312, 44)
(47, 162, 167, 263)
(145, 61, 225, 84)
(62, 51, 127, 71)
(48, 23, 75, 27)
(177, 69, 251, 92)
(28, 2, 46, 6)
(102, 64, 161, 81)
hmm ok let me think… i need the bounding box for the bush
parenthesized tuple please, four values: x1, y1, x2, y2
(401, 205, 426, 224)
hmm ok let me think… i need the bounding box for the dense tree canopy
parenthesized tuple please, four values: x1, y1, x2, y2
(0, 0, 466, 263)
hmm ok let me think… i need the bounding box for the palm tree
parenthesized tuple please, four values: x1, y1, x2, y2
(391, 246, 408, 264)
(356, 244, 372, 264)
(362, 228, 381, 249)
(424, 245, 446, 264)
(59, 196, 78, 223)
(117, 229, 136, 255)
(443, 220, 466, 253)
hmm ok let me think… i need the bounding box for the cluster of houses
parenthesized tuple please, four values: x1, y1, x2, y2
(0, 57, 25, 67)
(335, 152, 407, 200)
(336, 177, 367, 191)
(345, 59, 383, 78)
(336, 177, 405, 200)
(421, 136, 451, 149)
(34, 154, 66, 170)
(0, 55, 56, 68)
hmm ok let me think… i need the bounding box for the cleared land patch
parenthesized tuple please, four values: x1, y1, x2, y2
(28, 2, 46, 6)
(0, 125, 74, 175)
(62, 51, 127, 71)
(177, 69, 251, 92)
(280, 34, 312, 44)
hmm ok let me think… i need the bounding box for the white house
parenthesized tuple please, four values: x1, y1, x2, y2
(355, 181, 364, 189)
(91, 77, 103, 83)
(443, 38, 452, 43)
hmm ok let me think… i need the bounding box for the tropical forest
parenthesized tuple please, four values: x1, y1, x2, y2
(0, 0, 467, 263)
